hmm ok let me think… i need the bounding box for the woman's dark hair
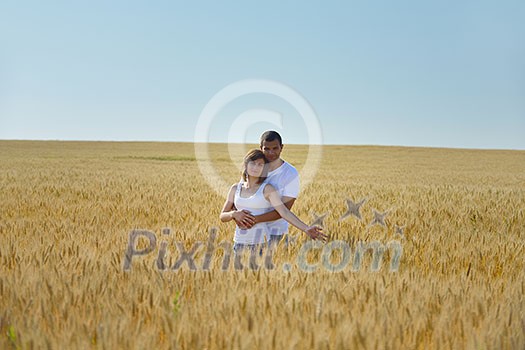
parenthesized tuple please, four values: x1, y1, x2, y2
(242, 149, 268, 184)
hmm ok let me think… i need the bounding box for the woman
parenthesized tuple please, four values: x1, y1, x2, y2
(220, 149, 325, 253)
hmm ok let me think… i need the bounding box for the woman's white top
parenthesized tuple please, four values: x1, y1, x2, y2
(233, 181, 273, 244)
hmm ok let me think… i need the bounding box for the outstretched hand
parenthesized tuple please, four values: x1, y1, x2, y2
(305, 226, 328, 242)
(232, 209, 256, 229)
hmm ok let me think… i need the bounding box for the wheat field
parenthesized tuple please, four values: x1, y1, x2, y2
(0, 140, 524, 349)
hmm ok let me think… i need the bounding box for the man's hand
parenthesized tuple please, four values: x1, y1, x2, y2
(232, 210, 256, 229)
(305, 226, 328, 242)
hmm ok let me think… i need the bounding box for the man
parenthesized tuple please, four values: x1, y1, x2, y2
(232, 130, 326, 242)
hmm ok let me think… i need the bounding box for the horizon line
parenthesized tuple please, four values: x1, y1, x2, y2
(0, 138, 524, 152)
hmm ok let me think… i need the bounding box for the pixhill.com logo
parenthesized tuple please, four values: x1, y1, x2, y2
(122, 197, 404, 273)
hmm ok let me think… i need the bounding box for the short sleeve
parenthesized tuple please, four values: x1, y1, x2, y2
(281, 168, 300, 198)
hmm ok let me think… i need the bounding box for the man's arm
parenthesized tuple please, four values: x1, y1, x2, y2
(253, 197, 296, 224)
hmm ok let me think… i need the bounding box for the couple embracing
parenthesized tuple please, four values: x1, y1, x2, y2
(220, 131, 327, 255)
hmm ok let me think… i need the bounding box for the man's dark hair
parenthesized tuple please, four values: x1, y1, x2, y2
(259, 130, 283, 147)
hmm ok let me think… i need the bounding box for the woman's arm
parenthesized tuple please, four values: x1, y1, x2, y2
(263, 185, 327, 241)
(219, 184, 238, 222)
(219, 184, 256, 227)
(252, 197, 296, 224)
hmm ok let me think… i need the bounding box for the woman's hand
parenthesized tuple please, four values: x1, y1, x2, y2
(305, 226, 328, 242)
(232, 209, 256, 229)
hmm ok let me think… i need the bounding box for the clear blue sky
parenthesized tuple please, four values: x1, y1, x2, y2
(1, 0, 524, 149)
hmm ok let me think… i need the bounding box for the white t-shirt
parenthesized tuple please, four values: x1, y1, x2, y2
(265, 160, 300, 236)
(233, 182, 273, 244)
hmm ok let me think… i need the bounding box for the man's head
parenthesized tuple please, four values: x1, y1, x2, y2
(259, 130, 283, 163)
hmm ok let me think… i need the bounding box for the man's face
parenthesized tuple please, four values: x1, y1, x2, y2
(261, 139, 283, 162)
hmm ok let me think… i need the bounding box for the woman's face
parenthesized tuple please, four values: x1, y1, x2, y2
(246, 158, 266, 178)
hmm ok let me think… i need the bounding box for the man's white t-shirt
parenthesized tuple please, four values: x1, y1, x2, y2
(265, 160, 300, 236)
